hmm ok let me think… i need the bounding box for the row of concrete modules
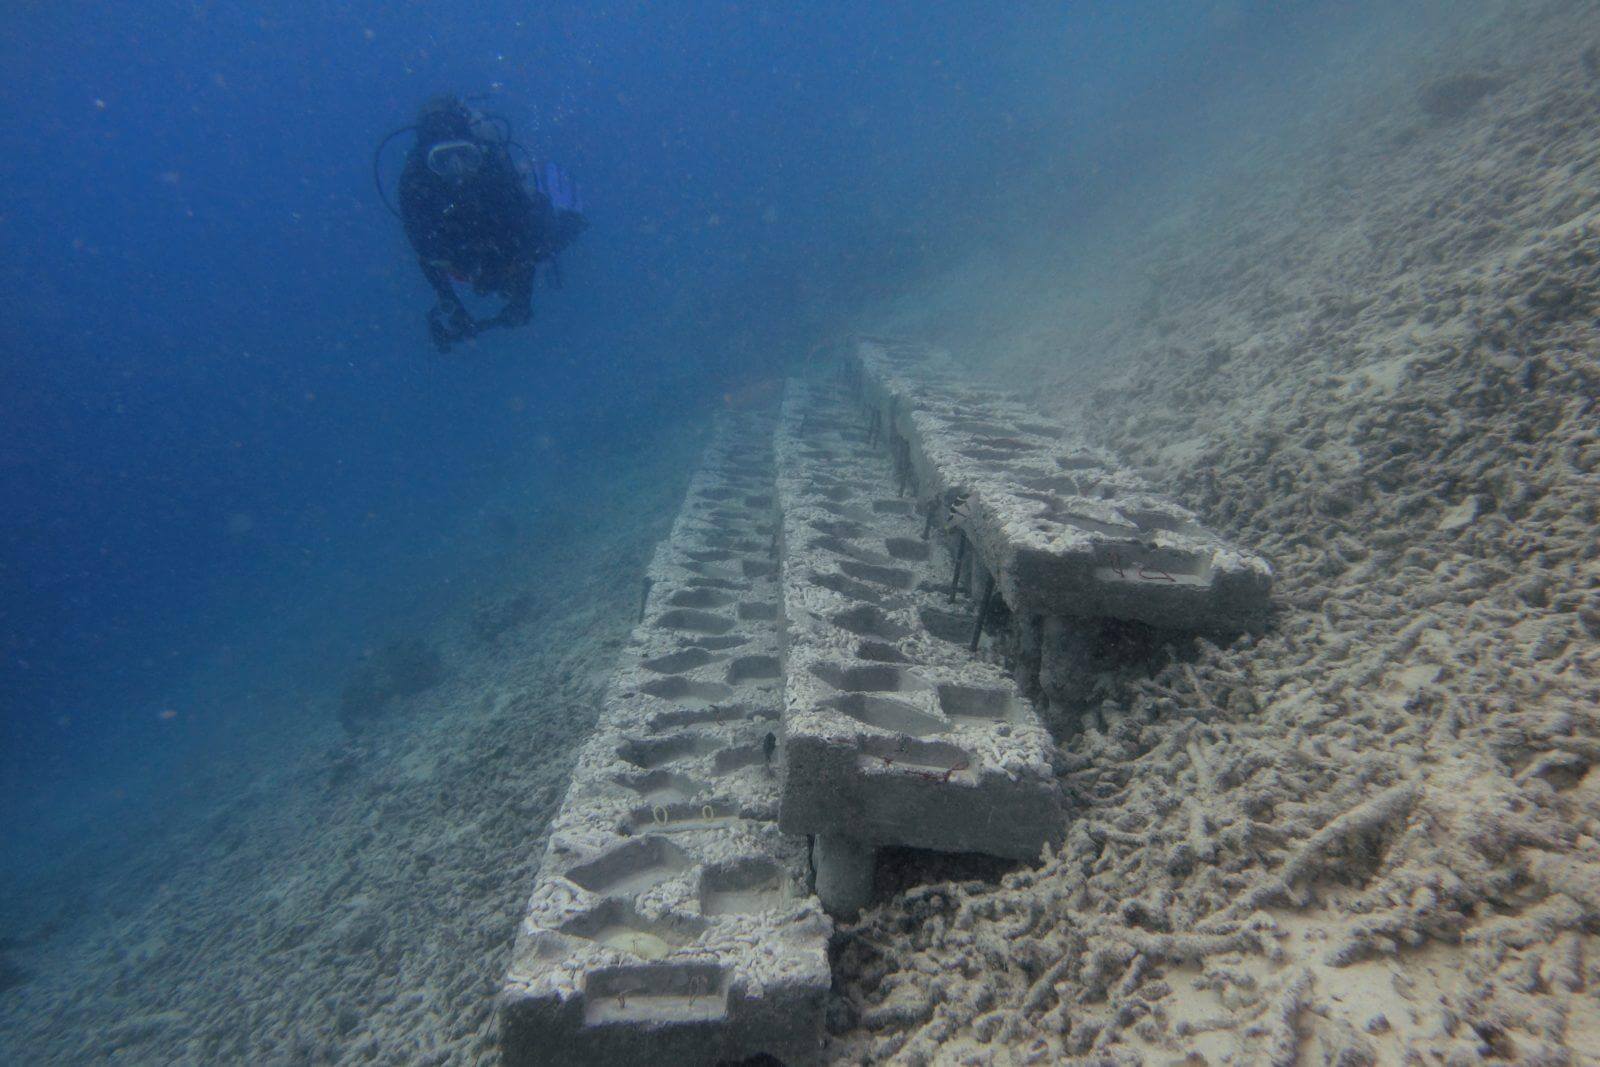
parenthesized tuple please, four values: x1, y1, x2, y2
(847, 337, 1273, 716)
(499, 412, 832, 1066)
(497, 343, 1274, 1064)
(771, 378, 1066, 917)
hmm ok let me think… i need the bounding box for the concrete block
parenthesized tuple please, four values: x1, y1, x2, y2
(774, 381, 1065, 872)
(500, 413, 831, 1066)
(850, 338, 1273, 632)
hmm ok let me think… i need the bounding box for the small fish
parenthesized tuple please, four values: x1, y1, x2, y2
(762, 731, 777, 766)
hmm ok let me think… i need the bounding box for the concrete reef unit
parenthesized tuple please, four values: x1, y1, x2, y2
(847, 338, 1273, 711)
(775, 381, 1065, 918)
(500, 413, 831, 1066)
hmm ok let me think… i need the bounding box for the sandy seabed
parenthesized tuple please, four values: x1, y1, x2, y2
(3, 1, 1599, 1064)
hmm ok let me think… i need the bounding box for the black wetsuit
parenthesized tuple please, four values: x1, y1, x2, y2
(399, 135, 566, 351)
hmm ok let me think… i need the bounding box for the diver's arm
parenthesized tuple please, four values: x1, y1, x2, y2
(418, 259, 476, 351)
(418, 258, 464, 311)
(482, 264, 533, 330)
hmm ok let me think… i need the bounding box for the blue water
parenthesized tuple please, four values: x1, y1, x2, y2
(2, 0, 1369, 1003)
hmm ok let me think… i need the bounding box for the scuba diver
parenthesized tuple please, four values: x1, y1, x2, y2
(375, 95, 587, 353)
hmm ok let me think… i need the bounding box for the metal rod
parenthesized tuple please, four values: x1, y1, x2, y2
(970, 574, 996, 652)
(948, 532, 967, 603)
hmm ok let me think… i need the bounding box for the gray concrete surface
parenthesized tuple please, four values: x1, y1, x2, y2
(851, 338, 1273, 632)
(774, 380, 1065, 915)
(500, 414, 831, 1066)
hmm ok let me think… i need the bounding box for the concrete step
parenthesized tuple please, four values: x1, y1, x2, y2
(848, 337, 1273, 719)
(499, 413, 831, 1066)
(850, 337, 1273, 633)
(774, 380, 1065, 917)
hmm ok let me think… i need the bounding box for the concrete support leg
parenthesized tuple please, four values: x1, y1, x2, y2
(1039, 615, 1096, 731)
(814, 834, 876, 920)
(1015, 613, 1044, 695)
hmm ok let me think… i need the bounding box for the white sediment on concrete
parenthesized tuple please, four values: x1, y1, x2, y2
(850, 337, 1273, 633)
(499, 414, 831, 1066)
(774, 380, 1065, 915)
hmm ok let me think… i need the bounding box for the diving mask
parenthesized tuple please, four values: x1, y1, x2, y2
(427, 140, 485, 181)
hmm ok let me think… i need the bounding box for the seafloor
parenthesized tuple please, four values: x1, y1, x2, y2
(835, 3, 1600, 1061)
(3, 1, 1598, 1063)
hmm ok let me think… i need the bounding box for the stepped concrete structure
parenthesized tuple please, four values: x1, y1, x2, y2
(499, 414, 831, 1066)
(774, 381, 1065, 917)
(847, 337, 1272, 716)
(850, 337, 1272, 631)
(501, 344, 1273, 1059)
